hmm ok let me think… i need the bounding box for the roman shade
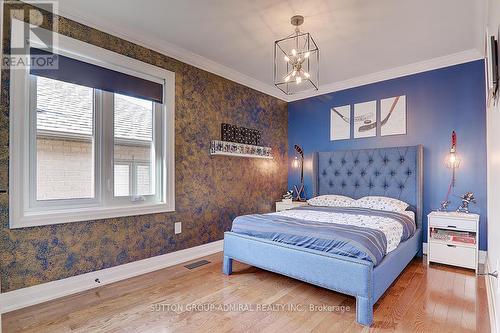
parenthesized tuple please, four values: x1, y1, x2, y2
(30, 48, 163, 103)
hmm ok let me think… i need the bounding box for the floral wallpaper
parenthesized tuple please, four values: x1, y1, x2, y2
(0, 2, 287, 292)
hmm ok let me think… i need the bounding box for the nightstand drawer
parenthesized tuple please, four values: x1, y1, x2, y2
(429, 216, 476, 232)
(429, 242, 476, 268)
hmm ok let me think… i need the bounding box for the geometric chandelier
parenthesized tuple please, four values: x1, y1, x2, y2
(274, 15, 319, 95)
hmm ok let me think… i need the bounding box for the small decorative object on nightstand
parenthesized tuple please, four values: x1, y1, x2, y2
(276, 201, 308, 212)
(282, 190, 294, 204)
(456, 192, 476, 213)
(427, 211, 480, 273)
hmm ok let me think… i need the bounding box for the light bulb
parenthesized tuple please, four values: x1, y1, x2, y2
(449, 152, 457, 166)
(284, 55, 290, 62)
(296, 76, 302, 84)
(284, 74, 291, 82)
(446, 151, 460, 169)
(292, 70, 297, 77)
(303, 71, 310, 78)
(291, 49, 297, 56)
(297, 57, 301, 62)
(304, 51, 310, 58)
(292, 157, 299, 168)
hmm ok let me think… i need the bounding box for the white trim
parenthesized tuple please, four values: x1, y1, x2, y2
(9, 19, 176, 228)
(49, 6, 484, 103)
(50, 7, 287, 101)
(486, 258, 499, 333)
(26, 19, 171, 84)
(422, 243, 487, 264)
(288, 49, 484, 102)
(12, 203, 177, 229)
(0, 240, 223, 314)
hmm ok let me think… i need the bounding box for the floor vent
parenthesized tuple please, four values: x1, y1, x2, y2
(184, 260, 210, 269)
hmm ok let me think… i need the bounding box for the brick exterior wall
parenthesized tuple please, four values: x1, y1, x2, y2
(36, 138, 94, 200)
(36, 137, 150, 200)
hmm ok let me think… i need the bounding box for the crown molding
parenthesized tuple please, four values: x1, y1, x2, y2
(30, 5, 485, 104)
(51, 7, 288, 101)
(287, 49, 484, 102)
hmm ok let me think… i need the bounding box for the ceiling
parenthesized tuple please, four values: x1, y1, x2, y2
(54, 0, 486, 101)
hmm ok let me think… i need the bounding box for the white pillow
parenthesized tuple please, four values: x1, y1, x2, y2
(307, 195, 355, 207)
(354, 196, 409, 212)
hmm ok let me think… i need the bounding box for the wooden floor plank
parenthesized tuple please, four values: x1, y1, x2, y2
(2, 254, 490, 333)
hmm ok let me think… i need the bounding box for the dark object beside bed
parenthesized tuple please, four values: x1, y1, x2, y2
(223, 145, 423, 326)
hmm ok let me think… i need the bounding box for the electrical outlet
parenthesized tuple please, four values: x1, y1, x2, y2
(174, 222, 182, 234)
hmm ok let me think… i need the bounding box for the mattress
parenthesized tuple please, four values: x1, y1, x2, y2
(231, 206, 416, 266)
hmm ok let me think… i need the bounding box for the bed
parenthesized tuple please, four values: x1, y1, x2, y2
(222, 145, 423, 326)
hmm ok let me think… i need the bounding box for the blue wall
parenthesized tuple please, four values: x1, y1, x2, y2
(288, 60, 488, 250)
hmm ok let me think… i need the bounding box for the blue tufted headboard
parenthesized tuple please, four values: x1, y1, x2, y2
(312, 145, 424, 229)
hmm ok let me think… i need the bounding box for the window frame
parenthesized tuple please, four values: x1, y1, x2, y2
(9, 19, 175, 228)
(108, 94, 162, 206)
(113, 159, 155, 198)
(113, 161, 132, 198)
(29, 75, 101, 207)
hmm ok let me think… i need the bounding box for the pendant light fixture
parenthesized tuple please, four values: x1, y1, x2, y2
(274, 15, 319, 95)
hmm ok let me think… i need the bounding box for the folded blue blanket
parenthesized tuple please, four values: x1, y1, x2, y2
(231, 206, 415, 266)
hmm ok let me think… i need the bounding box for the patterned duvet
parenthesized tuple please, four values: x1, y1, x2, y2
(231, 206, 416, 266)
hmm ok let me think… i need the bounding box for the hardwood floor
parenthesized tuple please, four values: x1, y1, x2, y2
(2, 253, 490, 333)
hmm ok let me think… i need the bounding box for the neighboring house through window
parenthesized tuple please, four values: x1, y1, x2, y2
(9, 19, 175, 228)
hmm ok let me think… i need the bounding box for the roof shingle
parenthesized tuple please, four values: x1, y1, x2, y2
(36, 76, 153, 141)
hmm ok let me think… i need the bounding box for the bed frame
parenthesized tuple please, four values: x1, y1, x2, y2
(223, 145, 423, 326)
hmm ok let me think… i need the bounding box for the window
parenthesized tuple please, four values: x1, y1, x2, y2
(10, 20, 175, 228)
(114, 164, 130, 197)
(113, 93, 155, 199)
(35, 77, 95, 200)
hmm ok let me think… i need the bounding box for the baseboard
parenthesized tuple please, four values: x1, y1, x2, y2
(0, 240, 223, 314)
(486, 259, 499, 333)
(422, 242, 487, 264)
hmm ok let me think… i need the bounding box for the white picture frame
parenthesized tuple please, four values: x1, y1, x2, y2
(330, 105, 350, 140)
(353, 101, 376, 138)
(380, 95, 407, 136)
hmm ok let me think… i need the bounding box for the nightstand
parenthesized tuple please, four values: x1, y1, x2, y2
(275, 201, 308, 212)
(427, 211, 480, 273)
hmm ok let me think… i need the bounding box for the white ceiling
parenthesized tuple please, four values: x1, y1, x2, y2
(55, 0, 486, 101)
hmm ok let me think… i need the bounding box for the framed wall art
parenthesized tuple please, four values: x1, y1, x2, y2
(330, 105, 351, 141)
(380, 95, 407, 136)
(353, 101, 376, 138)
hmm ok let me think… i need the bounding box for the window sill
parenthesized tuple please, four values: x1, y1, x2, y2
(10, 202, 175, 229)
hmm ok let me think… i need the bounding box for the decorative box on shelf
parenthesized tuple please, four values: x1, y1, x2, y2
(427, 211, 480, 273)
(275, 201, 308, 212)
(210, 140, 273, 159)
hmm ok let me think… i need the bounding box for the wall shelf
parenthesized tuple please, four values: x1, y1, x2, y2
(210, 140, 273, 159)
(210, 151, 273, 159)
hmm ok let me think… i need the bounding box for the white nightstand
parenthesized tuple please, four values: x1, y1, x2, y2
(275, 201, 308, 212)
(427, 211, 480, 273)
